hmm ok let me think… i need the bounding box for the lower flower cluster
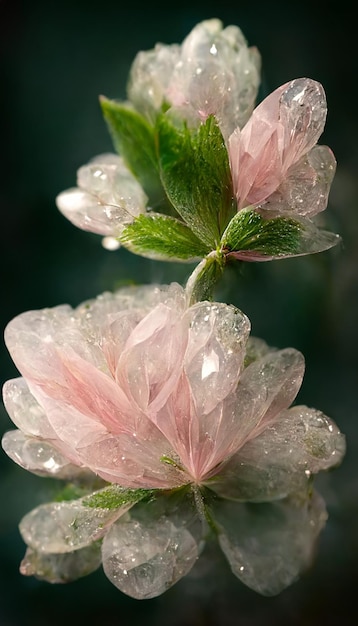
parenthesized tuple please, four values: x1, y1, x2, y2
(1, 283, 345, 599)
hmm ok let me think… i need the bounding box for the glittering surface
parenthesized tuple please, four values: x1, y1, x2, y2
(1, 283, 345, 598)
(228, 78, 335, 215)
(56, 153, 148, 236)
(1, 5, 354, 619)
(128, 18, 261, 137)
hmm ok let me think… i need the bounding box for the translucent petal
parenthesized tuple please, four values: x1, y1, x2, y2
(75, 282, 186, 345)
(212, 348, 305, 458)
(127, 18, 260, 135)
(212, 491, 327, 595)
(20, 543, 102, 583)
(183, 301, 251, 414)
(4, 308, 136, 435)
(229, 78, 328, 210)
(2, 378, 102, 467)
(278, 79, 327, 166)
(3, 377, 56, 438)
(169, 18, 261, 136)
(244, 336, 274, 366)
(115, 303, 187, 414)
(1, 430, 85, 479)
(127, 43, 181, 120)
(19, 492, 133, 554)
(261, 145, 336, 217)
(56, 154, 147, 236)
(154, 346, 303, 482)
(102, 491, 201, 599)
(148, 303, 250, 480)
(208, 405, 345, 501)
(77, 429, 187, 489)
(4, 303, 109, 376)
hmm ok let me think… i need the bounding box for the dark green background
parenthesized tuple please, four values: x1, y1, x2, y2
(1, 1, 357, 624)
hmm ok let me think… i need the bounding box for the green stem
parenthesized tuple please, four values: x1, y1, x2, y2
(185, 251, 225, 305)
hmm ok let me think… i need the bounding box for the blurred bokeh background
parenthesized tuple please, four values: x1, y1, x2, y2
(0, 1, 357, 624)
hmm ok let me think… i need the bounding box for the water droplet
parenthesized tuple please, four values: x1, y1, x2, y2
(102, 236, 120, 251)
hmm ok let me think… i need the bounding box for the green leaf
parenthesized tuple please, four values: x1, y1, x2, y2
(100, 96, 163, 203)
(54, 484, 92, 503)
(157, 114, 234, 247)
(120, 212, 211, 261)
(221, 209, 302, 259)
(83, 484, 155, 510)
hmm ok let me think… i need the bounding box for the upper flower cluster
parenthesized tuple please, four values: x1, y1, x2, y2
(127, 18, 261, 138)
(2, 283, 345, 598)
(55, 19, 339, 272)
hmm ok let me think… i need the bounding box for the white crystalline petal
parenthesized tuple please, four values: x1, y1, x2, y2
(19, 498, 130, 554)
(102, 515, 199, 599)
(279, 78, 327, 167)
(2, 377, 56, 438)
(76, 282, 186, 331)
(203, 347, 305, 464)
(127, 44, 181, 119)
(20, 544, 102, 583)
(244, 336, 275, 366)
(184, 302, 251, 415)
(127, 18, 260, 133)
(4, 305, 105, 367)
(56, 154, 147, 236)
(77, 154, 147, 211)
(1, 430, 85, 478)
(172, 19, 260, 134)
(259, 405, 347, 472)
(261, 145, 337, 217)
(209, 405, 345, 502)
(212, 491, 328, 596)
(56, 188, 121, 235)
(176, 18, 261, 135)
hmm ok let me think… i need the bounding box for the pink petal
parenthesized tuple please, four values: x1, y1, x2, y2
(199, 348, 305, 478)
(26, 382, 109, 452)
(77, 428, 188, 488)
(116, 303, 188, 414)
(229, 78, 327, 209)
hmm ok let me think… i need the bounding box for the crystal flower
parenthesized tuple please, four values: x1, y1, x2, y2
(2, 283, 345, 599)
(127, 18, 261, 138)
(228, 77, 336, 220)
(56, 153, 148, 236)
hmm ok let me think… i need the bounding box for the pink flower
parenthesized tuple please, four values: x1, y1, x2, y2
(228, 78, 336, 218)
(2, 283, 345, 599)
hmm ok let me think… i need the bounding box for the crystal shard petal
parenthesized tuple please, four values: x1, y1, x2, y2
(212, 491, 327, 595)
(102, 493, 200, 599)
